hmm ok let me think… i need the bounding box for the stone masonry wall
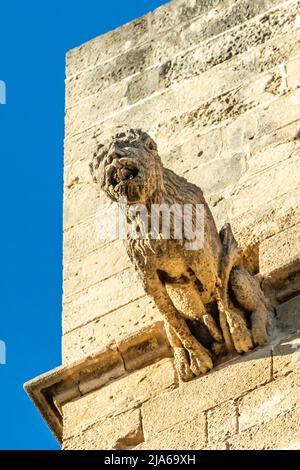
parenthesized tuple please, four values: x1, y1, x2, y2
(62, 295, 300, 450)
(62, 0, 300, 449)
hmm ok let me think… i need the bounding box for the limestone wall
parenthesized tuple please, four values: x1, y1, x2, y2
(62, 295, 300, 450)
(62, 0, 300, 450)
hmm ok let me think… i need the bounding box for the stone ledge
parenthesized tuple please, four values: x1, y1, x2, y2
(24, 322, 171, 443)
(25, 294, 300, 444)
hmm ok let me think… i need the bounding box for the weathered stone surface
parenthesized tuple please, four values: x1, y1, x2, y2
(186, 153, 246, 197)
(273, 333, 300, 379)
(63, 239, 130, 298)
(62, 358, 176, 439)
(162, 0, 300, 87)
(63, 217, 107, 264)
(125, 67, 161, 106)
(226, 189, 300, 253)
(66, 0, 291, 106)
(64, 126, 98, 167)
(247, 141, 298, 175)
(229, 408, 300, 449)
(227, 152, 300, 221)
(203, 442, 228, 450)
(63, 408, 143, 450)
(153, 0, 285, 37)
(64, 176, 106, 230)
(159, 127, 223, 172)
(175, 0, 284, 52)
(66, 86, 180, 137)
(62, 296, 161, 360)
(207, 401, 237, 443)
(63, 267, 145, 333)
(287, 55, 300, 89)
(137, 413, 207, 450)
(66, 45, 151, 107)
(64, 28, 300, 167)
(141, 347, 271, 438)
(66, 17, 149, 77)
(260, 223, 300, 279)
(118, 323, 171, 372)
(238, 372, 300, 432)
(276, 295, 300, 336)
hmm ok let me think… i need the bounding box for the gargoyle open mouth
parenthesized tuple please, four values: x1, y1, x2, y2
(114, 166, 139, 184)
(106, 159, 140, 196)
(106, 155, 139, 189)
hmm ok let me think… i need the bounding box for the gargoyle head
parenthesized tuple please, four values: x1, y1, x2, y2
(90, 128, 164, 204)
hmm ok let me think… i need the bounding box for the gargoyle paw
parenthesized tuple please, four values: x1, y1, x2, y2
(189, 348, 213, 376)
(173, 347, 194, 382)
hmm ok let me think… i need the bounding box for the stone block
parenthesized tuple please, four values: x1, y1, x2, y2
(63, 267, 144, 333)
(273, 333, 300, 378)
(64, 126, 97, 167)
(162, 0, 300, 87)
(63, 408, 143, 450)
(66, 45, 151, 107)
(238, 372, 300, 431)
(149, 0, 221, 36)
(276, 295, 300, 336)
(63, 239, 130, 298)
(176, 0, 284, 52)
(229, 407, 300, 449)
(287, 55, 300, 90)
(228, 153, 300, 221)
(207, 401, 237, 443)
(62, 295, 161, 361)
(260, 223, 300, 279)
(137, 414, 206, 450)
(142, 347, 271, 438)
(66, 17, 149, 77)
(63, 175, 106, 230)
(186, 153, 246, 197)
(63, 217, 107, 265)
(62, 358, 176, 439)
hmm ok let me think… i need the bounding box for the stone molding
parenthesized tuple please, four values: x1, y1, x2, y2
(24, 322, 171, 442)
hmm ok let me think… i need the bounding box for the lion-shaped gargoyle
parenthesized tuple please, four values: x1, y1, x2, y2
(90, 128, 274, 381)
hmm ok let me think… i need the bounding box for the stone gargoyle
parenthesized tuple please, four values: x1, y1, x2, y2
(90, 128, 274, 381)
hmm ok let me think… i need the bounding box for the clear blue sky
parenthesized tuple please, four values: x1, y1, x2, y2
(0, 0, 167, 450)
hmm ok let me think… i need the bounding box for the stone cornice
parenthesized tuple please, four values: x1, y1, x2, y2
(24, 322, 171, 443)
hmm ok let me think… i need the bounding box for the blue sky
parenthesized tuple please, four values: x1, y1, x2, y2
(0, 0, 167, 450)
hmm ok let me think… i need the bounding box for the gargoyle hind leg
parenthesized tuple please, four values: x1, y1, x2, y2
(218, 223, 254, 353)
(230, 266, 273, 346)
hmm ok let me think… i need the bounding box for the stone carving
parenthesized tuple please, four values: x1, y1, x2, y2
(90, 128, 274, 381)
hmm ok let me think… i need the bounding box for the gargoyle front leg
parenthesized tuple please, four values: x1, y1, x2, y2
(145, 275, 213, 379)
(164, 323, 193, 382)
(230, 266, 274, 346)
